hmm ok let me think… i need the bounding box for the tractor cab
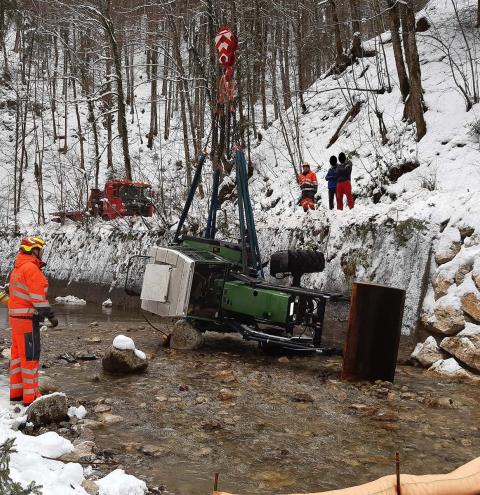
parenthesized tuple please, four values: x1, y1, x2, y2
(89, 180, 154, 220)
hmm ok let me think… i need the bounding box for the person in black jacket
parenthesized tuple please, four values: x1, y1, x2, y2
(336, 152, 354, 210)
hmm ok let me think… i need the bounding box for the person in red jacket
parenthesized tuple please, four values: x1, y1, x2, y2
(297, 163, 318, 211)
(336, 152, 354, 210)
(8, 236, 57, 406)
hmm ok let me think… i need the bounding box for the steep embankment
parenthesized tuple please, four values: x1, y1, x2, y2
(243, 0, 480, 375)
(1, 1, 480, 366)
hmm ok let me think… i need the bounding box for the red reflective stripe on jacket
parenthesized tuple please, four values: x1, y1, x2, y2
(8, 253, 50, 316)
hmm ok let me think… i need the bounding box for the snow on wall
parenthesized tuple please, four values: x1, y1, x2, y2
(0, 222, 169, 304)
(0, 207, 435, 335)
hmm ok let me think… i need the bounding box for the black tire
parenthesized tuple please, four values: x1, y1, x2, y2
(270, 250, 325, 276)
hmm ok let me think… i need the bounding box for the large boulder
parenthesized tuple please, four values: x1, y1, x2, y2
(411, 336, 447, 367)
(27, 393, 68, 426)
(428, 358, 479, 381)
(432, 272, 453, 300)
(435, 228, 461, 265)
(421, 304, 465, 335)
(461, 291, 480, 322)
(102, 347, 148, 374)
(440, 335, 480, 372)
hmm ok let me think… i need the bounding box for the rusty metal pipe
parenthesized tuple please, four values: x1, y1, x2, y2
(341, 282, 405, 382)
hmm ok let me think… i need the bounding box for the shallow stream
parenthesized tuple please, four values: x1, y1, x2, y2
(1, 304, 479, 495)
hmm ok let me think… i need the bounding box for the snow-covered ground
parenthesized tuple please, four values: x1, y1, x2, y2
(0, 376, 147, 494)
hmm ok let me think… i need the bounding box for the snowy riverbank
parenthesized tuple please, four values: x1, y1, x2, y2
(0, 376, 147, 494)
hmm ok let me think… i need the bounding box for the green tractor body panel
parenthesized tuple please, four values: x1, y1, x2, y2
(182, 238, 242, 265)
(222, 281, 292, 324)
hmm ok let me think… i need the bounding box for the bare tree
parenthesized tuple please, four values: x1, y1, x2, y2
(401, 0, 427, 141)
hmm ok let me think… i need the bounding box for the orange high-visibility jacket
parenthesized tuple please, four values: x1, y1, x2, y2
(8, 253, 51, 318)
(298, 170, 318, 199)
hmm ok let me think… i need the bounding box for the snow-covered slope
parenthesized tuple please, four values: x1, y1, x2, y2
(240, 0, 480, 335)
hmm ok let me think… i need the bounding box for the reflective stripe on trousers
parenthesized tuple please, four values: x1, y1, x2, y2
(9, 316, 40, 404)
(9, 308, 36, 315)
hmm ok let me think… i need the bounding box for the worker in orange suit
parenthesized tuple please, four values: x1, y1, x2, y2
(297, 163, 318, 211)
(8, 237, 58, 406)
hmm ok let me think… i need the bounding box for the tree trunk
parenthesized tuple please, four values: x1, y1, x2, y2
(402, 1, 427, 141)
(329, 0, 343, 61)
(278, 17, 291, 110)
(349, 0, 362, 58)
(61, 27, 69, 154)
(105, 52, 114, 170)
(387, 0, 410, 101)
(294, 2, 307, 113)
(147, 32, 158, 149)
(102, 3, 132, 180)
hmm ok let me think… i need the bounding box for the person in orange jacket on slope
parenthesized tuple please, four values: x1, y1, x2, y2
(8, 236, 58, 406)
(297, 162, 318, 212)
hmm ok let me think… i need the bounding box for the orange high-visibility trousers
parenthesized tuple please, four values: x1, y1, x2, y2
(9, 317, 40, 405)
(300, 197, 316, 211)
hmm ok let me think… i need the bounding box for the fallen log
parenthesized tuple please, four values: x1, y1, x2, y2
(327, 101, 363, 148)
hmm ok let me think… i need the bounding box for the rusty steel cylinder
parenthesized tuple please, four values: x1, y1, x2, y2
(341, 282, 406, 382)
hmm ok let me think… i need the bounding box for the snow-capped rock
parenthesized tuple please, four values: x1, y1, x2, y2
(457, 323, 480, 336)
(428, 358, 479, 381)
(454, 263, 472, 285)
(105, 336, 148, 373)
(55, 295, 87, 305)
(411, 336, 446, 368)
(440, 335, 480, 372)
(473, 258, 480, 291)
(432, 272, 453, 300)
(422, 298, 465, 335)
(461, 291, 480, 323)
(434, 228, 461, 265)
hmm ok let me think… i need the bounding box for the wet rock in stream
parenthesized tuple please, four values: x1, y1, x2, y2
(102, 346, 148, 374)
(38, 375, 59, 394)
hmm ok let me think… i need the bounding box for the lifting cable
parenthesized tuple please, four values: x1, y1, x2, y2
(141, 310, 169, 338)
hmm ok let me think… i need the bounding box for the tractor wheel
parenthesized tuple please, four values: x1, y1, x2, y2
(270, 250, 325, 276)
(169, 320, 204, 350)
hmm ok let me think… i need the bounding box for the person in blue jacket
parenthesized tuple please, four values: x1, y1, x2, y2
(325, 155, 338, 210)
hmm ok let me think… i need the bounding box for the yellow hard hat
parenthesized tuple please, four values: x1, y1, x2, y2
(20, 236, 46, 253)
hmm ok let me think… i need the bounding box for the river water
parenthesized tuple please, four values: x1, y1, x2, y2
(1, 303, 479, 495)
